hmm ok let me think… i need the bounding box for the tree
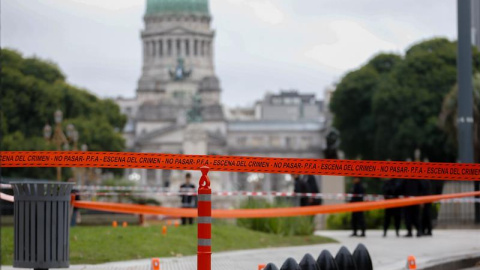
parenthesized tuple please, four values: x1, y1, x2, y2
(330, 38, 480, 162)
(439, 73, 480, 162)
(1, 48, 127, 179)
(330, 53, 401, 160)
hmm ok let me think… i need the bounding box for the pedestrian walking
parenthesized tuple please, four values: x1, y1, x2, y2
(350, 177, 366, 237)
(180, 172, 196, 225)
(382, 178, 401, 237)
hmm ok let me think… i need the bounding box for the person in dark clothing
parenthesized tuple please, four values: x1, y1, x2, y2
(180, 173, 196, 225)
(350, 177, 366, 237)
(382, 178, 401, 237)
(421, 180, 433, 236)
(398, 178, 424, 237)
(292, 174, 309, 206)
(304, 175, 322, 205)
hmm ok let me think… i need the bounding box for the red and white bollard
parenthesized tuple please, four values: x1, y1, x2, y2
(198, 166, 211, 270)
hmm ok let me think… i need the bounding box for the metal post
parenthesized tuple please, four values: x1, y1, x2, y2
(197, 166, 211, 270)
(457, 0, 478, 223)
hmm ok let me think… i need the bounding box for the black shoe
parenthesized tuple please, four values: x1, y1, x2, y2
(383, 232, 387, 237)
(404, 233, 413, 238)
(396, 231, 400, 237)
(349, 233, 358, 237)
(360, 234, 366, 237)
(416, 232, 422, 237)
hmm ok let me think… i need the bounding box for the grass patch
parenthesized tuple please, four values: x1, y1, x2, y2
(1, 224, 335, 265)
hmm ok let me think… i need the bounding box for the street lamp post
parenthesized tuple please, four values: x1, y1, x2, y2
(43, 109, 80, 181)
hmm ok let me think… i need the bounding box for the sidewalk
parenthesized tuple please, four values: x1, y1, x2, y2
(2, 230, 479, 270)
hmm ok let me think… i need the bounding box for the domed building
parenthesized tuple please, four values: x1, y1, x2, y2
(117, 0, 228, 193)
(116, 0, 332, 209)
(137, 0, 219, 104)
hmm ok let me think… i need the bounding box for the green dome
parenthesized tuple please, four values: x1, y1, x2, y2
(146, 0, 209, 16)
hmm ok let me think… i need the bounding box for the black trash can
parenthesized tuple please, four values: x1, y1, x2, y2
(12, 182, 73, 270)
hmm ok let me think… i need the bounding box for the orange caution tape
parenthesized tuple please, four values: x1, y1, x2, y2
(72, 191, 480, 218)
(2, 151, 480, 181)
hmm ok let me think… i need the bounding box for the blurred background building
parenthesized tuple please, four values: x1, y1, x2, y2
(115, 0, 332, 199)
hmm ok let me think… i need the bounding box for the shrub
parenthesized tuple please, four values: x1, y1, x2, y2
(236, 198, 315, 236)
(326, 209, 385, 230)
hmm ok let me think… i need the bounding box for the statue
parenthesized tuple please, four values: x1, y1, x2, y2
(187, 94, 202, 123)
(169, 58, 192, 81)
(323, 128, 340, 159)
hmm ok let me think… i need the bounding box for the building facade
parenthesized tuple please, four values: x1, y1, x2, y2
(116, 0, 329, 202)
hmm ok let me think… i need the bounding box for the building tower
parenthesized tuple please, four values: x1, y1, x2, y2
(137, 0, 220, 105)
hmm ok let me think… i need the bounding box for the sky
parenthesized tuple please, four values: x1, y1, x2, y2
(2, 0, 457, 107)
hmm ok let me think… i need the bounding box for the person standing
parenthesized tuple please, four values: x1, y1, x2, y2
(304, 175, 322, 206)
(350, 177, 366, 237)
(180, 173, 196, 225)
(421, 180, 433, 236)
(399, 178, 424, 237)
(292, 174, 309, 206)
(382, 178, 401, 237)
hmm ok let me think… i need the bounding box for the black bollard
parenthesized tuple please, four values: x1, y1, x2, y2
(299, 253, 320, 270)
(334, 246, 357, 270)
(316, 250, 339, 270)
(280, 257, 301, 270)
(265, 263, 279, 270)
(352, 243, 373, 270)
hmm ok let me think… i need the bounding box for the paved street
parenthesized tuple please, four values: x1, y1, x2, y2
(3, 230, 479, 270)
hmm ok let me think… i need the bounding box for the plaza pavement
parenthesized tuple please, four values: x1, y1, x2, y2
(2, 230, 479, 270)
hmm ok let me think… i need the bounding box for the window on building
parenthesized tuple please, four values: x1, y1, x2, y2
(194, 39, 198, 56)
(185, 40, 190, 56)
(300, 136, 311, 149)
(173, 90, 185, 99)
(167, 39, 172, 56)
(201, 40, 205, 56)
(176, 39, 181, 56)
(145, 42, 149, 56)
(237, 136, 247, 146)
(270, 136, 282, 147)
(158, 40, 163, 57)
(285, 137, 293, 148)
(151, 40, 156, 56)
(251, 136, 263, 146)
(147, 169, 156, 183)
(162, 170, 171, 188)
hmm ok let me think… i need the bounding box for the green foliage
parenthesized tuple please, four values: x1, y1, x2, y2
(326, 209, 384, 230)
(330, 38, 480, 162)
(439, 73, 480, 162)
(1, 225, 335, 265)
(237, 198, 315, 236)
(0, 48, 127, 180)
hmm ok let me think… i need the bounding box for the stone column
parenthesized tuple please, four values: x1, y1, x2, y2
(178, 38, 183, 57)
(143, 41, 148, 61)
(317, 175, 345, 229)
(151, 40, 156, 57)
